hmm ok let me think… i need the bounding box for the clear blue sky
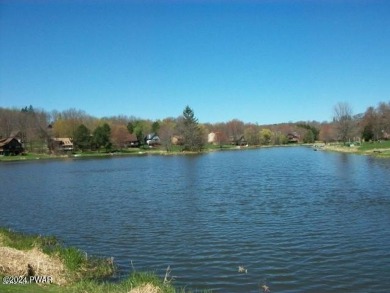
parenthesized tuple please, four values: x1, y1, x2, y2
(1, 0, 389, 124)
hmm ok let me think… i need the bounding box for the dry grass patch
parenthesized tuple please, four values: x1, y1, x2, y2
(0, 246, 67, 285)
(129, 283, 162, 293)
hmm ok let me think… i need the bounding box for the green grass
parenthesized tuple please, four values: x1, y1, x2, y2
(0, 143, 246, 162)
(1, 228, 210, 293)
(0, 227, 57, 251)
(0, 272, 211, 293)
(358, 140, 390, 151)
(0, 228, 115, 282)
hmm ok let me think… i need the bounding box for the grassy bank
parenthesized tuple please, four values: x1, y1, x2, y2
(321, 140, 390, 158)
(0, 144, 242, 162)
(0, 228, 208, 293)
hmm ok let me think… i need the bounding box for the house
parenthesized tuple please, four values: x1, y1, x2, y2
(145, 133, 160, 146)
(0, 137, 24, 155)
(208, 132, 217, 144)
(50, 138, 74, 152)
(230, 135, 247, 146)
(287, 132, 300, 143)
(123, 133, 140, 148)
(171, 135, 184, 145)
(208, 131, 226, 145)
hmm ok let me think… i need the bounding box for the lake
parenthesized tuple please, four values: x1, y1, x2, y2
(1, 147, 390, 292)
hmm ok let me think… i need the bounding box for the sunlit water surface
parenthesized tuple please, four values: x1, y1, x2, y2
(1, 147, 390, 292)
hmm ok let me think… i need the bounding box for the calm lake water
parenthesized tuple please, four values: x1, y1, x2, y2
(1, 147, 390, 292)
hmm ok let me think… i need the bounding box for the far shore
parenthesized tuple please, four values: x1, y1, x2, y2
(0, 144, 297, 162)
(1, 141, 390, 163)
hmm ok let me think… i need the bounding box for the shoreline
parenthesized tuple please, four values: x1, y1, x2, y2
(318, 143, 390, 158)
(1, 142, 390, 163)
(0, 144, 299, 163)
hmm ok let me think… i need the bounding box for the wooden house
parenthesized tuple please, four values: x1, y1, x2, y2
(50, 138, 74, 152)
(230, 135, 247, 146)
(287, 132, 300, 143)
(0, 137, 24, 155)
(124, 134, 140, 147)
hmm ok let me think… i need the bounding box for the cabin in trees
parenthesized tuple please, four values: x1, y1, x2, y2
(0, 137, 24, 155)
(49, 138, 74, 152)
(287, 132, 300, 143)
(230, 135, 247, 146)
(145, 133, 160, 146)
(124, 134, 140, 147)
(171, 135, 184, 146)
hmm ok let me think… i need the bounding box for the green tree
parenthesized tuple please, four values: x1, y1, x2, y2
(297, 123, 319, 141)
(259, 128, 272, 145)
(93, 123, 111, 152)
(152, 121, 160, 133)
(303, 129, 315, 143)
(244, 126, 259, 145)
(73, 124, 91, 151)
(362, 124, 374, 141)
(127, 121, 147, 145)
(179, 106, 204, 151)
(272, 131, 288, 145)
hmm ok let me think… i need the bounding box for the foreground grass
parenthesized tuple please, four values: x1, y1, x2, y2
(0, 227, 114, 283)
(0, 228, 210, 293)
(0, 272, 184, 293)
(0, 272, 183, 293)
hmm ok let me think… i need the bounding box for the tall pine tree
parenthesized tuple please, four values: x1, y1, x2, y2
(180, 106, 204, 151)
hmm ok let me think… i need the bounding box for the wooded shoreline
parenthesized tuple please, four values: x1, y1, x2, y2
(1, 141, 390, 163)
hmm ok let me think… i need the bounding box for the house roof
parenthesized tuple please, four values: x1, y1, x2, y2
(52, 138, 73, 146)
(0, 137, 22, 148)
(124, 133, 138, 142)
(0, 137, 15, 147)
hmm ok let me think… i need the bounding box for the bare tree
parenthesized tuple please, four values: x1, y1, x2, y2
(226, 119, 245, 145)
(333, 102, 354, 144)
(377, 102, 390, 138)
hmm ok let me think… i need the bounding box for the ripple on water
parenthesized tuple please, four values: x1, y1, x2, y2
(0, 148, 390, 292)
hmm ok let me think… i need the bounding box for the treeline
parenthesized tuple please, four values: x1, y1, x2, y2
(0, 101, 389, 154)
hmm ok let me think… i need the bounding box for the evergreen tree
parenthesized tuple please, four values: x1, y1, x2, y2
(180, 106, 204, 151)
(152, 121, 160, 133)
(303, 129, 315, 143)
(93, 123, 111, 152)
(73, 124, 91, 151)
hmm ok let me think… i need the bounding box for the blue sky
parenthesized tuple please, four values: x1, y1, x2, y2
(1, 0, 389, 124)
